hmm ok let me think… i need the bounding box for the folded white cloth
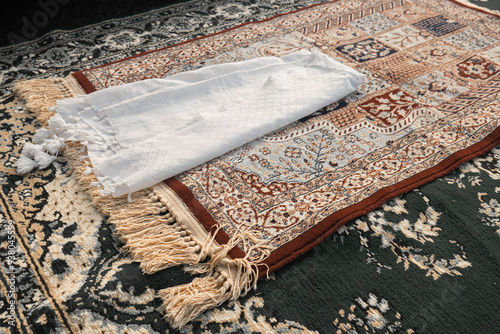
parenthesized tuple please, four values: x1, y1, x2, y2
(18, 49, 366, 198)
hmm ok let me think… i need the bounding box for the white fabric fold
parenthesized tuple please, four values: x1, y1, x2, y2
(18, 49, 366, 197)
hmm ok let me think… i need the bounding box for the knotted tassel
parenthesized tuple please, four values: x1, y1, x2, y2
(158, 226, 270, 329)
(158, 256, 261, 329)
(34, 151, 57, 169)
(43, 138, 64, 155)
(18, 109, 75, 176)
(16, 155, 39, 174)
(20, 142, 44, 159)
(32, 129, 51, 144)
(46, 113, 67, 133)
(17, 142, 45, 174)
(158, 275, 224, 329)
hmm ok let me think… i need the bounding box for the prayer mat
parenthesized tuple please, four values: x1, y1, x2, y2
(2, 0, 500, 332)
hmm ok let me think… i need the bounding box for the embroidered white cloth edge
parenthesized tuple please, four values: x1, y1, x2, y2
(18, 49, 366, 198)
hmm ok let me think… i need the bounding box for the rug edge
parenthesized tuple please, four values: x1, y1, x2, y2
(70, 0, 341, 93)
(450, 0, 500, 16)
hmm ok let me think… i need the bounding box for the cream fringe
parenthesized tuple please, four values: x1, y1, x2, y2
(14, 78, 77, 124)
(14, 77, 269, 329)
(160, 227, 271, 328)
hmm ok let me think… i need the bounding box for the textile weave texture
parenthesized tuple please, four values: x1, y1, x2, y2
(1, 0, 500, 333)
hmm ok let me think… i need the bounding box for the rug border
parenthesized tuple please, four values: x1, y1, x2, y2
(69, 0, 500, 279)
(264, 127, 500, 275)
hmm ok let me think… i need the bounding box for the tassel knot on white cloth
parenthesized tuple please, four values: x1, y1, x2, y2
(17, 122, 68, 173)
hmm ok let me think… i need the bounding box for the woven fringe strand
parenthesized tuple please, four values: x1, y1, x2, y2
(14, 78, 76, 124)
(158, 227, 270, 329)
(158, 259, 259, 329)
(111, 215, 202, 274)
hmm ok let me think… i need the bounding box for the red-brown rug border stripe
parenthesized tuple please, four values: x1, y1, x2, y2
(163, 177, 246, 260)
(72, 71, 98, 94)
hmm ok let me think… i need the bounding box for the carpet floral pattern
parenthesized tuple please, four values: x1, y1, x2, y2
(1, 0, 500, 333)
